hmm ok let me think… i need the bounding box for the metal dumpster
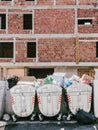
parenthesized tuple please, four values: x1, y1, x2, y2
(0, 81, 8, 119)
(10, 81, 35, 121)
(37, 84, 62, 121)
(65, 82, 92, 115)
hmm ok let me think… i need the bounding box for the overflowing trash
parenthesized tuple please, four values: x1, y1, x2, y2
(0, 73, 97, 124)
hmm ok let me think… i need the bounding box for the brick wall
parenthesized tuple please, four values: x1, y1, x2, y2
(0, 0, 97, 6)
(56, 0, 76, 5)
(37, 0, 53, 5)
(79, 42, 96, 62)
(16, 42, 26, 62)
(34, 9, 75, 34)
(79, 0, 96, 5)
(78, 9, 98, 33)
(0, 38, 98, 63)
(8, 9, 32, 34)
(16, 41, 36, 62)
(0, 1, 11, 6)
(0, 0, 76, 6)
(0, 1, 98, 64)
(14, 0, 35, 6)
(1, 8, 98, 34)
(38, 38, 76, 62)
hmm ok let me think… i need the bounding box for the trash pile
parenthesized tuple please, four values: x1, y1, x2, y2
(0, 73, 97, 124)
(33, 73, 93, 90)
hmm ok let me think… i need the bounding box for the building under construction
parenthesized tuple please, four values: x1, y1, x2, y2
(0, 0, 98, 79)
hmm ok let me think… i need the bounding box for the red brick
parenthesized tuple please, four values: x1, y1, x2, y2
(78, 9, 98, 33)
(56, 0, 76, 5)
(79, 0, 96, 5)
(34, 9, 75, 34)
(79, 42, 96, 62)
(38, 38, 76, 62)
(37, 0, 53, 5)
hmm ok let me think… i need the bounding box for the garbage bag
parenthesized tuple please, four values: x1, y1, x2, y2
(69, 74, 80, 82)
(64, 80, 72, 87)
(7, 76, 19, 88)
(79, 74, 93, 85)
(43, 75, 53, 84)
(75, 109, 96, 124)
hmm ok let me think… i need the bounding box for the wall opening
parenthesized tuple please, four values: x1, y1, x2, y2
(23, 14, 32, 30)
(26, 0, 35, 1)
(27, 42, 36, 58)
(0, 42, 13, 58)
(1, 0, 12, 1)
(28, 68, 54, 78)
(0, 14, 6, 29)
(78, 19, 92, 25)
(96, 42, 98, 57)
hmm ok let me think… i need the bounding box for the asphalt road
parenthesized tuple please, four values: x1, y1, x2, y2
(0, 121, 98, 130)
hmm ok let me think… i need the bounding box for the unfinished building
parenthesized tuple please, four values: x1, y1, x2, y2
(0, 0, 98, 79)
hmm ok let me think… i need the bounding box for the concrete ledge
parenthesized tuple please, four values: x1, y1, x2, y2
(0, 62, 98, 67)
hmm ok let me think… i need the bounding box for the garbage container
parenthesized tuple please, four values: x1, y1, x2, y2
(65, 82, 92, 115)
(0, 81, 8, 119)
(10, 81, 35, 121)
(37, 84, 62, 121)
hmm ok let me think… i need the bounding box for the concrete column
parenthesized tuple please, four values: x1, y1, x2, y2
(3, 67, 7, 80)
(74, 0, 78, 34)
(54, 0, 56, 6)
(24, 67, 28, 76)
(6, 9, 8, 34)
(36, 38, 38, 62)
(34, 0, 37, 5)
(13, 38, 16, 63)
(0, 67, 3, 80)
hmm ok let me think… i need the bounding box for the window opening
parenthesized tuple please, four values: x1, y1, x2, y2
(0, 42, 13, 58)
(26, 0, 35, 1)
(78, 19, 92, 25)
(96, 42, 98, 57)
(1, 0, 12, 1)
(23, 14, 32, 29)
(27, 42, 36, 58)
(28, 68, 54, 78)
(0, 14, 6, 29)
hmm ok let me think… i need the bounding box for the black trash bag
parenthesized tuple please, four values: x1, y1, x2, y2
(75, 109, 96, 124)
(7, 76, 19, 89)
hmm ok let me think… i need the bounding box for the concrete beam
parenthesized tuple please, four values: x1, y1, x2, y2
(0, 62, 98, 67)
(0, 5, 96, 10)
(0, 34, 98, 38)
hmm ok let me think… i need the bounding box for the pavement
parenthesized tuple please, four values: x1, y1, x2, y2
(0, 121, 98, 130)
